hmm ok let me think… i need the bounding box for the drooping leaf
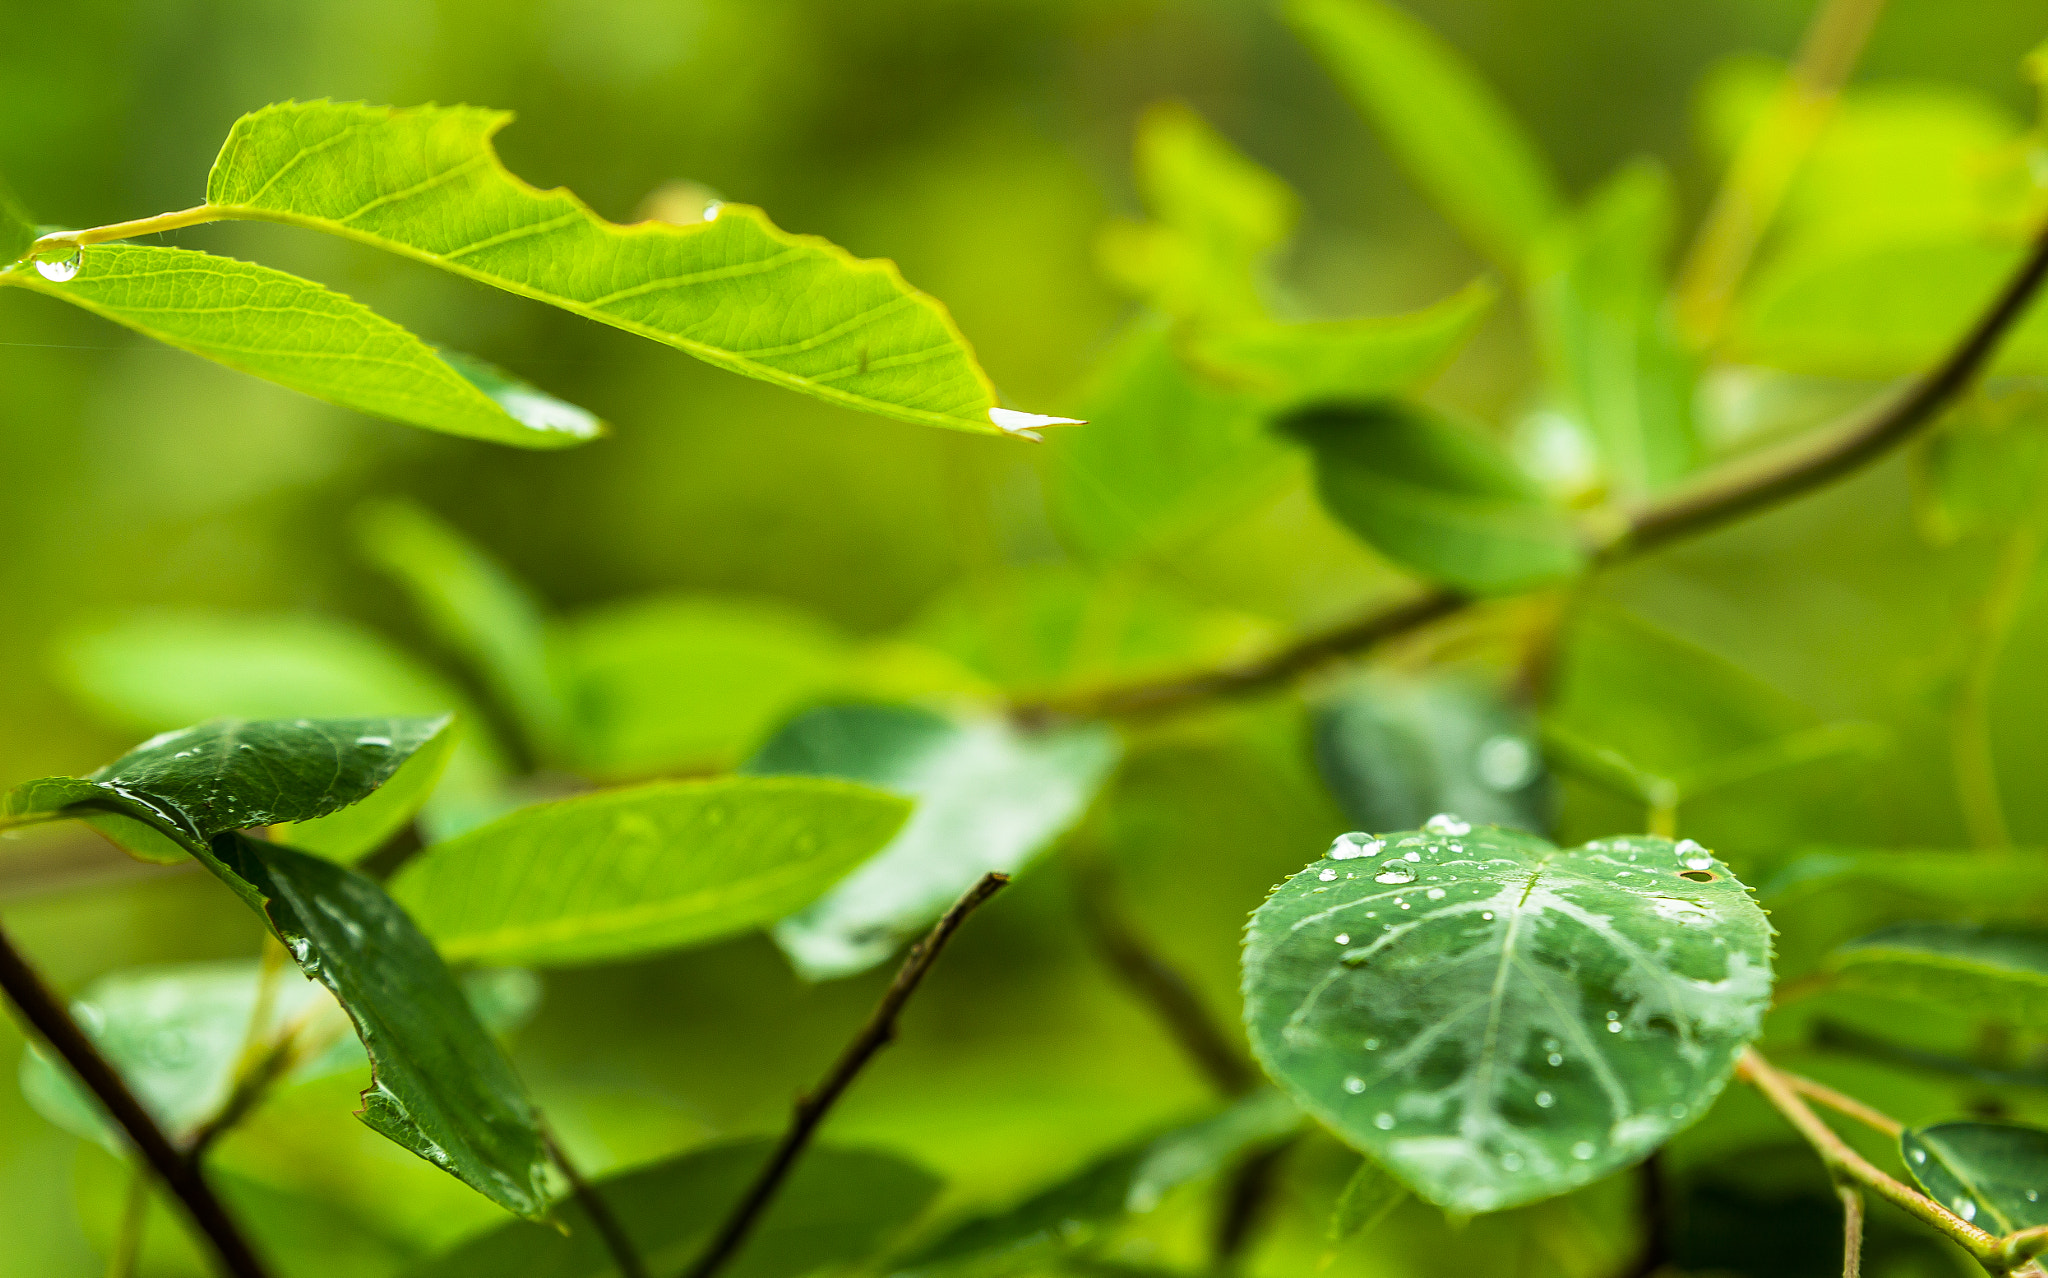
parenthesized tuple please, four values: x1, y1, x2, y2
(1285, 401, 1586, 595)
(356, 500, 568, 762)
(4, 244, 601, 447)
(201, 101, 1011, 434)
(1242, 825, 1773, 1213)
(1328, 1156, 1408, 1245)
(415, 1140, 942, 1278)
(1285, 0, 1563, 270)
(746, 703, 1120, 980)
(1314, 669, 1550, 835)
(1826, 923, 2048, 1028)
(1901, 1121, 2048, 1233)
(389, 777, 912, 967)
(1526, 162, 1699, 498)
(277, 718, 458, 863)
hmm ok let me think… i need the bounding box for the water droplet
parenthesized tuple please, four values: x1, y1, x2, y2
(1364, 1038, 1380, 1050)
(1334, 933, 1350, 945)
(1547, 1052, 1564, 1067)
(1534, 1090, 1554, 1108)
(1482, 911, 1495, 921)
(1910, 1149, 1927, 1164)
(1423, 813, 1471, 836)
(1675, 838, 1714, 871)
(33, 247, 81, 283)
(701, 200, 724, 221)
(1571, 1141, 1595, 1160)
(1606, 1022, 1622, 1033)
(1426, 887, 1447, 900)
(1318, 868, 1338, 881)
(1344, 1075, 1366, 1094)
(1374, 866, 1416, 885)
(1374, 1112, 1395, 1130)
(1954, 1198, 1977, 1222)
(1398, 901, 1411, 910)
(1329, 832, 1384, 860)
(357, 735, 391, 748)
(1475, 734, 1537, 791)
(1403, 850, 1422, 863)
(2028, 1189, 2040, 1203)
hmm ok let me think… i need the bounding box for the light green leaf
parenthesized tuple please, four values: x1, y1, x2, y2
(356, 500, 568, 762)
(1313, 669, 1550, 835)
(1125, 1087, 1304, 1213)
(202, 101, 1009, 434)
(278, 717, 457, 863)
(389, 776, 912, 967)
(1911, 395, 2048, 545)
(1285, 401, 1586, 595)
(1328, 1156, 1408, 1245)
(1188, 280, 1494, 413)
(1901, 1121, 2048, 1233)
(1286, 0, 1563, 270)
(0, 176, 32, 265)
(1826, 923, 2048, 1028)
(1526, 162, 1699, 497)
(561, 595, 849, 777)
(1242, 826, 1772, 1213)
(414, 1139, 942, 1278)
(747, 703, 1120, 980)
(4, 244, 601, 447)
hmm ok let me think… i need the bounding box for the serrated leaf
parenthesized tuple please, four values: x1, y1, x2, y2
(1314, 669, 1550, 835)
(389, 777, 911, 967)
(1328, 1156, 1407, 1244)
(5, 244, 601, 447)
(414, 1139, 942, 1278)
(356, 500, 568, 762)
(1242, 826, 1772, 1213)
(1827, 923, 2048, 1028)
(1286, 0, 1563, 270)
(1285, 401, 1586, 595)
(1901, 1121, 2048, 1233)
(746, 703, 1120, 980)
(201, 101, 1007, 434)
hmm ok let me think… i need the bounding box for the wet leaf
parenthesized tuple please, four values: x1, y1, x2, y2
(389, 777, 912, 967)
(275, 718, 457, 863)
(1826, 923, 2048, 1028)
(203, 101, 1010, 434)
(1285, 400, 1586, 595)
(1901, 1121, 2048, 1233)
(747, 703, 1120, 980)
(5, 244, 601, 447)
(1242, 826, 1772, 1213)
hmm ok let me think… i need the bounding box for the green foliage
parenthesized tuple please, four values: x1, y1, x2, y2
(1327, 1156, 1408, 1246)
(1902, 1122, 2048, 1232)
(1825, 922, 2048, 1027)
(1242, 825, 1771, 1212)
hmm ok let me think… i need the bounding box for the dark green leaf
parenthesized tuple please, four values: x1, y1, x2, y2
(1314, 669, 1550, 835)
(1901, 1121, 2048, 1233)
(276, 718, 457, 863)
(1827, 923, 2048, 1028)
(746, 703, 1120, 980)
(1328, 1156, 1408, 1244)
(414, 1139, 942, 1278)
(1286, 0, 1563, 270)
(389, 777, 912, 967)
(1242, 826, 1772, 1213)
(1286, 401, 1586, 594)
(5, 244, 602, 447)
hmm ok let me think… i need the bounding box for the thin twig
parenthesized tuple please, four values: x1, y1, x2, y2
(183, 1034, 300, 1164)
(679, 873, 1010, 1278)
(1613, 1152, 1672, 1278)
(547, 1132, 648, 1278)
(1018, 217, 2048, 725)
(0, 919, 270, 1278)
(1840, 1183, 1866, 1278)
(1781, 1070, 1906, 1138)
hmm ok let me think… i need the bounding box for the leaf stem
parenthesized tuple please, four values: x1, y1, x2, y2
(546, 1132, 648, 1278)
(1840, 1183, 1866, 1278)
(22, 205, 223, 260)
(0, 918, 271, 1278)
(1016, 216, 2048, 725)
(1780, 1070, 1905, 1138)
(678, 872, 1009, 1278)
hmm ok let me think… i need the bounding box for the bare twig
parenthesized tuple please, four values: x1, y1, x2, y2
(679, 873, 1010, 1278)
(548, 1132, 648, 1278)
(1780, 1070, 1906, 1139)
(0, 919, 270, 1278)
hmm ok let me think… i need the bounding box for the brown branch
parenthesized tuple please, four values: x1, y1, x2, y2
(678, 873, 1009, 1278)
(0, 919, 270, 1278)
(1017, 217, 2048, 726)
(548, 1132, 648, 1278)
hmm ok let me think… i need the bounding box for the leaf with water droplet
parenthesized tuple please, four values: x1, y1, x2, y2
(1825, 923, 2048, 1029)
(1901, 1121, 2048, 1234)
(1242, 826, 1772, 1213)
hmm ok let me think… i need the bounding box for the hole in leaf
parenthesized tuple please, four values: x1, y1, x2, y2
(1679, 870, 1715, 882)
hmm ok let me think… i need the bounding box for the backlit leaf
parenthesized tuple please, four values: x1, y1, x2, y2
(1242, 826, 1772, 1213)
(1901, 1121, 2048, 1233)
(1826, 922, 2048, 1028)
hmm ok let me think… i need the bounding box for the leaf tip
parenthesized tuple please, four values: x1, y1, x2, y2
(989, 406, 1087, 441)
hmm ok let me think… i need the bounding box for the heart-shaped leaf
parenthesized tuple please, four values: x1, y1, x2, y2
(1901, 1121, 2048, 1233)
(1242, 824, 1772, 1213)
(1827, 923, 2048, 1028)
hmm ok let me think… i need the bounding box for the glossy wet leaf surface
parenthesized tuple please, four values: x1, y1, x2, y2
(1901, 1121, 2048, 1232)
(390, 776, 911, 966)
(1826, 922, 2048, 1028)
(7, 244, 600, 447)
(203, 101, 1006, 433)
(747, 703, 1119, 979)
(1242, 826, 1772, 1213)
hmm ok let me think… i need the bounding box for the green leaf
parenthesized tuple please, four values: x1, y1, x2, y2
(1286, 0, 1563, 270)
(277, 717, 457, 863)
(1328, 1156, 1408, 1245)
(1901, 1121, 2048, 1233)
(0, 176, 33, 265)
(746, 703, 1120, 980)
(1188, 280, 1495, 413)
(1242, 826, 1773, 1213)
(356, 500, 568, 762)
(1314, 669, 1550, 835)
(560, 595, 850, 777)
(203, 101, 1011, 435)
(389, 776, 912, 967)
(1826, 923, 2048, 1028)
(1285, 400, 1586, 595)
(4, 244, 601, 447)
(1526, 162, 1699, 497)
(415, 1139, 942, 1278)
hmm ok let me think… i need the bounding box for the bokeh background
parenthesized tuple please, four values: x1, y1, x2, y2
(4, 1, 2048, 1273)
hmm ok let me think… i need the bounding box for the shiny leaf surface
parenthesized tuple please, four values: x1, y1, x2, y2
(1901, 1121, 2048, 1233)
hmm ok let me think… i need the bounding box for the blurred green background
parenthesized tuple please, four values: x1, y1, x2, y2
(5, 1, 2048, 1274)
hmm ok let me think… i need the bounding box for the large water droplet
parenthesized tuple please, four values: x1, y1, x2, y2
(1475, 734, 1537, 791)
(1374, 866, 1416, 885)
(1675, 838, 1714, 871)
(1425, 887, 1447, 900)
(33, 247, 80, 283)
(1423, 813, 1471, 836)
(1329, 832, 1384, 860)
(1606, 1021, 1623, 1033)
(1318, 868, 1338, 881)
